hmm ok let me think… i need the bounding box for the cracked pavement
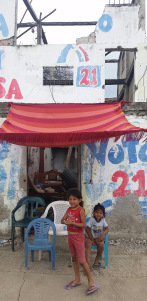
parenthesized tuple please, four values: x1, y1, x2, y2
(0, 236, 147, 301)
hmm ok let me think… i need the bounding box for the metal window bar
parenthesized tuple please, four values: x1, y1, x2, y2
(106, 0, 134, 4)
(43, 66, 73, 86)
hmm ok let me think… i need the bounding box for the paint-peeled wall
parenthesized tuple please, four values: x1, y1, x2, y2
(135, 44, 147, 102)
(0, 1, 28, 235)
(28, 147, 40, 181)
(81, 117, 147, 239)
(0, 135, 27, 236)
(95, 6, 145, 48)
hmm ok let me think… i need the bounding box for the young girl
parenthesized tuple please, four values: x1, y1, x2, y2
(85, 203, 109, 270)
(61, 188, 100, 295)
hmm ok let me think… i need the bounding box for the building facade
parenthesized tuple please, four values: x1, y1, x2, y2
(0, 0, 146, 239)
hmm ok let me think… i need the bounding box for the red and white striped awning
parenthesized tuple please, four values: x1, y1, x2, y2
(0, 102, 146, 147)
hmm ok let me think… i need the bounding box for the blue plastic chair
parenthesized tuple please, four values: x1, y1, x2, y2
(25, 218, 56, 270)
(86, 217, 108, 268)
(11, 196, 46, 251)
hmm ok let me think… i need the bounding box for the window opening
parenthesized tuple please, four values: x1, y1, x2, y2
(43, 66, 74, 86)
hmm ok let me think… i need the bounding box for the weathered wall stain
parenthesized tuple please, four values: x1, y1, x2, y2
(106, 194, 147, 239)
(0, 195, 10, 220)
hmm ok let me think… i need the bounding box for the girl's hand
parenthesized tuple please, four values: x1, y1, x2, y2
(63, 219, 68, 225)
(92, 239, 97, 246)
(64, 220, 75, 225)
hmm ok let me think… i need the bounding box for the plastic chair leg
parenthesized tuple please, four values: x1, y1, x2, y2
(104, 235, 108, 268)
(104, 248, 108, 268)
(25, 250, 28, 269)
(21, 228, 25, 241)
(31, 250, 34, 262)
(49, 250, 51, 262)
(51, 251, 55, 270)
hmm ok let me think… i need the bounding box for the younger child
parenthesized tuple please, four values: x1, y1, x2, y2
(85, 203, 109, 270)
(61, 188, 100, 295)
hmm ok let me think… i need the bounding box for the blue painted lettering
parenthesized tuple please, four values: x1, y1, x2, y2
(0, 141, 10, 161)
(123, 140, 139, 164)
(0, 165, 7, 193)
(101, 199, 112, 209)
(87, 141, 109, 166)
(57, 44, 74, 63)
(138, 143, 147, 162)
(0, 14, 9, 37)
(98, 14, 113, 32)
(108, 144, 124, 164)
(0, 50, 4, 69)
(7, 158, 18, 200)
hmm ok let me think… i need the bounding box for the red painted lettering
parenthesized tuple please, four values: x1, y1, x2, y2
(132, 170, 147, 197)
(80, 68, 90, 86)
(112, 170, 131, 197)
(91, 68, 98, 86)
(0, 77, 6, 98)
(5, 79, 23, 99)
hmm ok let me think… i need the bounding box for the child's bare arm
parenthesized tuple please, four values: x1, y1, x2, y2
(61, 211, 68, 224)
(99, 226, 109, 241)
(103, 226, 109, 234)
(86, 226, 95, 244)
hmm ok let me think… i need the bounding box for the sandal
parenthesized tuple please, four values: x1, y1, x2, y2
(92, 262, 101, 270)
(86, 284, 100, 295)
(65, 281, 81, 290)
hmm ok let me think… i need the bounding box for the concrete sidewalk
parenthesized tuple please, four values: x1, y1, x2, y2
(0, 236, 147, 301)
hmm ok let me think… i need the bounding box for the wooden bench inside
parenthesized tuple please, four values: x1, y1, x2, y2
(34, 170, 64, 187)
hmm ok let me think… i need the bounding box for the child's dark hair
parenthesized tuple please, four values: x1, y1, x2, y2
(93, 203, 105, 217)
(66, 188, 83, 207)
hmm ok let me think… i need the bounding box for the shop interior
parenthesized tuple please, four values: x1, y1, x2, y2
(27, 145, 80, 206)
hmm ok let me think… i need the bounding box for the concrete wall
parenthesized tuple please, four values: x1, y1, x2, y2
(135, 44, 147, 102)
(77, 4, 147, 103)
(117, 51, 135, 101)
(95, 5, 145, 48)
(0, 45, 105, 103)
(0, 120, 27, 236)
(117, 43, 147, 103)
(81, 114, 147, 240)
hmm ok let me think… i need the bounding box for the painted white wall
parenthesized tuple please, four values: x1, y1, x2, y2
(0, 44, 105, 103)
(81, 115, 147, 239)
(0, 141, 27, 235)
(95, 6, 145, 48)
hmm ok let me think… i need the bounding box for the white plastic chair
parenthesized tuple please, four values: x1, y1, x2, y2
(41, 200, 70, 235)
(39, 200, 70, 260)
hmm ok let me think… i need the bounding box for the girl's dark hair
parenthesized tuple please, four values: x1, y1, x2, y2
(66, 188, 83, 207)
(93, 203, 105, 217)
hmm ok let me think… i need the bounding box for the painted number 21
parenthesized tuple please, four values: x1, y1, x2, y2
(112, 170, 147, 197)
(76, 66, 101, 88)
